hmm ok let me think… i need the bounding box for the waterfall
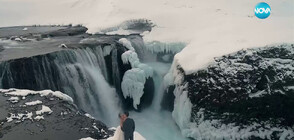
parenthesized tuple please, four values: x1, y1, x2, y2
(0, 34, 188, 139)
(0, 46, 121, 126)
(123, 38, 189, 140)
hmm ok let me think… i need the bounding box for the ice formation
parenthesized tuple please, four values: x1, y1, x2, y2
(119, 38, 153, 109)
(172, 84, 192, 131)
(163, 60, 184, 88)
(103, 45, 114, 56)
(144, 41, 186, 54)
(121, 68, 146, 109)
(119, 38, 135, 51)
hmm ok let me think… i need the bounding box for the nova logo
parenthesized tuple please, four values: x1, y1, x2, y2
(255, 2, 271, 19)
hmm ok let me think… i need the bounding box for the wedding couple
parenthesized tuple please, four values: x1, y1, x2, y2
(110, 111, 136, 140)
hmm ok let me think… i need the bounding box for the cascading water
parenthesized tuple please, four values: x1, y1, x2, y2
(0, 46, 121, 126)
(0, 34, 189, 139)
(130, 61, 189, 140)
(123, 38, 189, 140)
(53, 47, 122, 126)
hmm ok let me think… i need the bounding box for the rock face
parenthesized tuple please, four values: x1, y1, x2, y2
(0, 89, 112, 140)
(171, 44, 294, 139)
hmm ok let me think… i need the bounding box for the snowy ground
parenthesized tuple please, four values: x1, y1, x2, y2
(0, 1, 293, 72)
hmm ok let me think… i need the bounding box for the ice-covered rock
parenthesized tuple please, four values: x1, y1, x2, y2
(168, 44, 294, 140)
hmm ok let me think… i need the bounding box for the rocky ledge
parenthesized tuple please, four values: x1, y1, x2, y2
(0, 89, 112, 140)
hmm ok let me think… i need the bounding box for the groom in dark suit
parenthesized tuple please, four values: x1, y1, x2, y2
(121, 111, 135, 140)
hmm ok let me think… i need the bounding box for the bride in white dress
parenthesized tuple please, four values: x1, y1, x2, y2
(107, 114, 145, 140)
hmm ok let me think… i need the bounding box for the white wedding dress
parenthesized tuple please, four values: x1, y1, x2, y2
(107, 126, 146, 140)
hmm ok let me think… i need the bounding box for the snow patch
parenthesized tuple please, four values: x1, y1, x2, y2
(8, 96, 19, 103)
(85, 113, 95, 119)
(25, 100, 43, 106)
(1, 89, 74, 103)
(36, 105, 53, 115)
(6, 112, 33, 123)
(34, 115, 44, 120)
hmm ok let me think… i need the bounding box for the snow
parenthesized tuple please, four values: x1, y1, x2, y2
(8, 96, 19, 103)
(34, 115, 44, 120)
(85, 113, 95, 119)
(25, 100, 42, 106)
(1, 89, 74, 103)
(287, 86, 294, 90)
(36, 105, 53, 115)
(79, 137, 96, 140)
(6, 112, 33, 122)
(58, 44, 68, 48)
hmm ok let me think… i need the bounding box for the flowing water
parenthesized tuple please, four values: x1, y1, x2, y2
(128, 62, 189, 140)
(0, 39, 188, 139)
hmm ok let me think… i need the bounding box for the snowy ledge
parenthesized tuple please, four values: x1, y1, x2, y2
(0, 89, 73, 123)
(1, 88, 74, 103)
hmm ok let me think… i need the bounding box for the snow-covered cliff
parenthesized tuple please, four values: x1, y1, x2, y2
(168, 44, 294, 139)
